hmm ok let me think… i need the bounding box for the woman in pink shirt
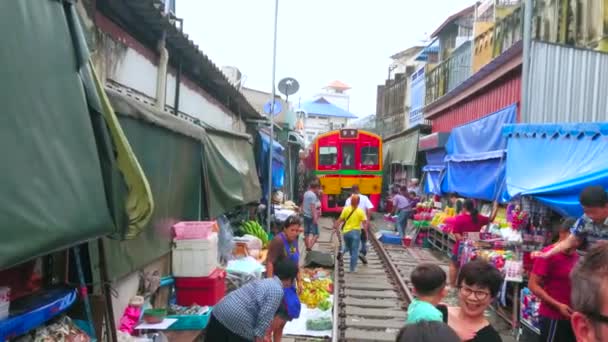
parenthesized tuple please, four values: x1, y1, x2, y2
(529, 217, 579, 342)
(446, 199, 498, 286)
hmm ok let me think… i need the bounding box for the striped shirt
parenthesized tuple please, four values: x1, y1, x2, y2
(213, 276, 284, 340)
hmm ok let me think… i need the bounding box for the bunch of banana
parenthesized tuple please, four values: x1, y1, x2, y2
(300, 280, 332, 308)
(240, 220, 269, 247)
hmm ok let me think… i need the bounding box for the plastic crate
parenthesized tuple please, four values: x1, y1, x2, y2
(172, 233, 218, 277)
(167, 308, 212, 330)
(173, 221, 217, 240)
(175, 269, 226, 307)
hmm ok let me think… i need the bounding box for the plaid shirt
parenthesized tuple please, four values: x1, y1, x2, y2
(571, 215, 608, 253)
(213, 276, 284, 340)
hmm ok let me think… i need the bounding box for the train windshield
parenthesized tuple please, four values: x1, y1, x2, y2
(319, 146, 338, 166)
(342, 144, 355, 169)
(361, 146, 379, 166)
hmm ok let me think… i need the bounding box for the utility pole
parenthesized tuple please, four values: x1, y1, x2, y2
(267, 0, 279, 233)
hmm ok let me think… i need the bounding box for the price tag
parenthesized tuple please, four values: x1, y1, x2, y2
(504, 260, 523, 282)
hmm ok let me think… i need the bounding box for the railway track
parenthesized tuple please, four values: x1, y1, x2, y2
(332, 226, 414, 342)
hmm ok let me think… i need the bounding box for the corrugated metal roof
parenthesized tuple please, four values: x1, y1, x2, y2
(298, 97, 358, 119)
(98, 0, 262, 120)
(525, 41, 608, 123)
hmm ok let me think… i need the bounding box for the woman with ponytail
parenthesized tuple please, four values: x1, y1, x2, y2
(446, 199, 498, 287)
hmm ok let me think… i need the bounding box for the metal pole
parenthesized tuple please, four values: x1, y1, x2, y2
(267, 0, 279, 233)
(521, 0, 533, 122)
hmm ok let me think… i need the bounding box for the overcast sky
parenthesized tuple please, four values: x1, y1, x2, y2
(178, 0, 474, 118)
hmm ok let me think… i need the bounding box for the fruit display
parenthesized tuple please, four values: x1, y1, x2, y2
(239, 221, 269, 247)
(300, 279, 332, 308)
(299, 268, 333, 309)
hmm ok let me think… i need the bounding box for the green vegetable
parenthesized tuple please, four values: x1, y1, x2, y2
(306, 317, 332, 331)
(318, 300, 331, 311)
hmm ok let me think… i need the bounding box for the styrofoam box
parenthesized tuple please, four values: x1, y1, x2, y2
(172, 233, 219, 277)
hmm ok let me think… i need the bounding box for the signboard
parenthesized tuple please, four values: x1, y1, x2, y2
(409, 66, 426, 127)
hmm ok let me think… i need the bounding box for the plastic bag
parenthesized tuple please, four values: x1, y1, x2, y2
(217, 215, 235, 265)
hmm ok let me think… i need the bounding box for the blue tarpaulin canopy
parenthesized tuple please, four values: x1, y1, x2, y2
(441, 104, 517, 201)
(422, 149, 446, 195)
(259, 132, 285, 198)
(503, 122, 608, 217)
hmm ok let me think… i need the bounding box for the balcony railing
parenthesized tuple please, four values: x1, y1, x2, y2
(425, 4, 523, 106)
(425, 40, 472, 105)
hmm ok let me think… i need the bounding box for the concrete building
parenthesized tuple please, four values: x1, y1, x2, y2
(297, 97, 357, 145)
(375, 46, 425, 137)
(314, 80, 352, 111)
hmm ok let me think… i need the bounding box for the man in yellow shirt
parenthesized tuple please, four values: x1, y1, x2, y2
(334, 194, 368, 272)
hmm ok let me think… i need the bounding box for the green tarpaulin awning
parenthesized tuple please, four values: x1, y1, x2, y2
(0, 0, 116, 269)
(383, 130, 420, 166)
(103, 90, 261, 278)
(201, 124, 262, 218)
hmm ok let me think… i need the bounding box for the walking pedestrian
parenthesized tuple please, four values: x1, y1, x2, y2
(529, 217, 578, 341)
(570, 243, 608, 342)
(302, 181, 321, 251)
(344, 185, 373, 265)
(206, 259, 299, 342)
(334, 194, 367, 273)
(536, 185, 608, 258)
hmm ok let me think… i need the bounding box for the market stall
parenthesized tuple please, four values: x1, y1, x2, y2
(423, 196, 557, 333)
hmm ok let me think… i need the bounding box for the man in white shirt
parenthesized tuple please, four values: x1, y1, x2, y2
(344, 185, 373, 264)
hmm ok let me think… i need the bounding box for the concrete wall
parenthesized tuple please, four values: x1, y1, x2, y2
(303, 116, 349, 144)
(84, 7, 246, 132)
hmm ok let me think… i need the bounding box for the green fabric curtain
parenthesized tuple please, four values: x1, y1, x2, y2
(102, 116, 203, 279)
(0, 0, 116, 269)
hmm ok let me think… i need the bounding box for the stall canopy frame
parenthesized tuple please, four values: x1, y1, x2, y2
(503, 122, 608, 217)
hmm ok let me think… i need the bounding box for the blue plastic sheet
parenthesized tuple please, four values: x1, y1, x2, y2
(503, 123, 608, 217)
(423, 171, 442, 195)
(445, 104, 517, 159)
(441, 157, 506, 200)
(258, 132, 285, 198)
(425, 149, 445, 169)
(442, 104, 517, 201)
(0, 288, 77, 340)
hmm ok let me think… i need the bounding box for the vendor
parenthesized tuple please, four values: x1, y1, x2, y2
(391, 186, 411, 238)
(529, 217, 578, 342)
(266, 215, 303, 342)
(207, 259, 298, 342)
(445, 199, 498, 287)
